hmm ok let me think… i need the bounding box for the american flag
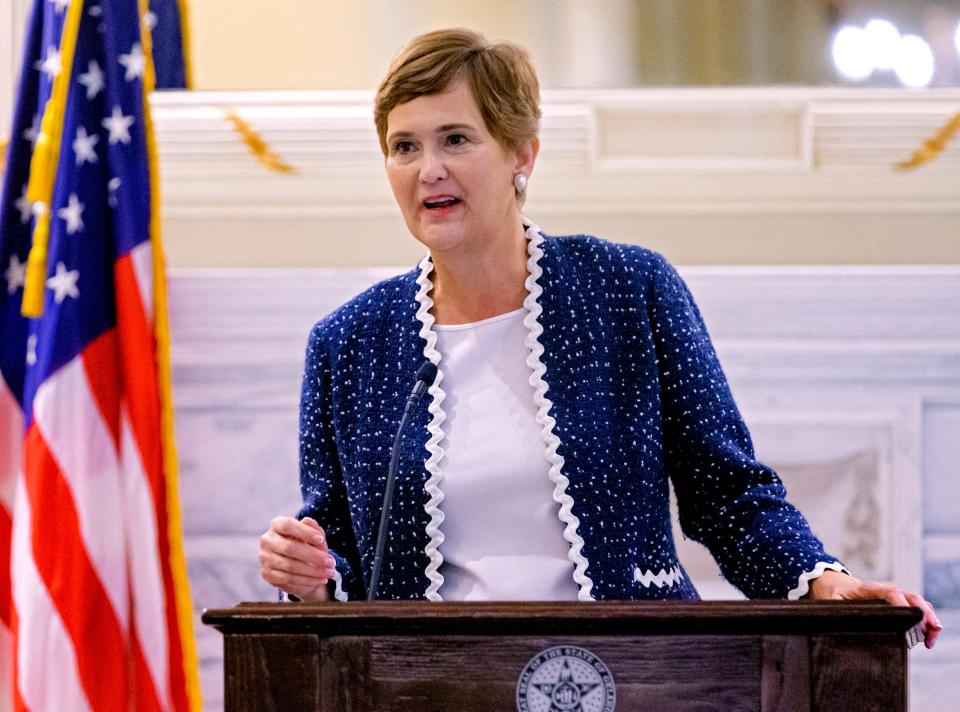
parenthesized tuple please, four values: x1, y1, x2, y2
(0, 1, 200, 710)
(146, 0, 190, 90)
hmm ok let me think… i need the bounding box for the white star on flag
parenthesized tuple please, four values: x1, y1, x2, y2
(51, 0, 70, 13)
(15, 184, 33, 224)
(107, 177, 121, 207)
(35, 46, 62, 79)
(102, 106, 135, 145)
(72, 126, 99, 166)
(88, 4, 102, 17)
(57, 194, 86, 235)
(22, 112, 41, 146)
(26, 335, 38, 366)
(78, 59, 104, 99)
(143, 11, 157, 29)
(46, 262, 80, 304)
(119, 43, 146, 81)
(5, 255, 26, 295)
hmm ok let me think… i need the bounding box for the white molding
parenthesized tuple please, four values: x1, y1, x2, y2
(167, 267, 395, 408)
(168, 266, 960, 402)
(151, 88, 960, 220)
(1, 0, 28, 137)
(684, 266, 960, 388)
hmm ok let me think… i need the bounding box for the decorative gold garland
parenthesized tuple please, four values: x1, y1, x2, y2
(895, 109, 960, 170)
(224, 110, 298, 174)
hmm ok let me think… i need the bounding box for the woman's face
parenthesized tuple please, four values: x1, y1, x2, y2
(384, 80, 536, 257)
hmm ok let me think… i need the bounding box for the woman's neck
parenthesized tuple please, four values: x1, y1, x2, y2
(429, 223, 529, 326)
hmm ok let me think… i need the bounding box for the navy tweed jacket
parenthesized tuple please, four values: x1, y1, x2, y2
(297, 224, 842, 602)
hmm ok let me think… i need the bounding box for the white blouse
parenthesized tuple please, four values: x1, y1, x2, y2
(434, 308, 578, 601)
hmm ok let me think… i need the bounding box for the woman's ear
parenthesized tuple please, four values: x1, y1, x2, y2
(514, 136, 540, 179)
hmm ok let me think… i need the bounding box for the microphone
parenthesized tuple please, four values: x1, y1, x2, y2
(368, 361, 438, 601)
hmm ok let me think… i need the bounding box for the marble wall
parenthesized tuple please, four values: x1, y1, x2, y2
(167, 264, 960, 708)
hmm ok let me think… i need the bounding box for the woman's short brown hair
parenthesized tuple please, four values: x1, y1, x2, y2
(373, 28, 541, 156)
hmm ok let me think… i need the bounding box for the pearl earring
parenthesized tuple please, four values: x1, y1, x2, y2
(514, 173, 528, 193)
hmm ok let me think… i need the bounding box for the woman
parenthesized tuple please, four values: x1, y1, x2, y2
(259, 28, 941, 646)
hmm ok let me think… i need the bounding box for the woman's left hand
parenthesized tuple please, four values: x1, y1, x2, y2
(808, 570, 943, 649)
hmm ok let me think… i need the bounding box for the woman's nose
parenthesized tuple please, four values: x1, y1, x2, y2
(418, 148, 448, 183)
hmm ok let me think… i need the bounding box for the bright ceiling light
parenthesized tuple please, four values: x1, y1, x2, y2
(954, 20, 960, 57)
(864, 18, 901, 70)
(894, 34, 935, 87)
(832, 25, 873, 80)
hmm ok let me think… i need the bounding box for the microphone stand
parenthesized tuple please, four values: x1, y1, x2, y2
(368, 362, 437, 601)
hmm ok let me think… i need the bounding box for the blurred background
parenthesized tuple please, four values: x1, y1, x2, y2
(184, 0, 960, 90)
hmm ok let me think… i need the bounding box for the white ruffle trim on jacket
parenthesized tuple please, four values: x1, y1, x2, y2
(331, 567, 348, 602)
(414, 254, 448, 601)
(522, 220, 596, 601)
(786, 560, 849, 600)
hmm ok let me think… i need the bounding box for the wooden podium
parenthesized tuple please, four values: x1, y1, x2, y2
(202, 600, 920, 711)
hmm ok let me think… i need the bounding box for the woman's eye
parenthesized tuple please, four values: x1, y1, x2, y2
(446, 134, 468, 146)
(393, 140, 415, 155)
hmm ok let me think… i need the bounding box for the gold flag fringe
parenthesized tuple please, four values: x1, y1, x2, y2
(138, 0, 204, 707)
(21, 0, 84, 318)
(0, 134, 8, 173)
(177, 0, 194, 89)
(224, 110, 298, 174)
(895, 109, 960, 170)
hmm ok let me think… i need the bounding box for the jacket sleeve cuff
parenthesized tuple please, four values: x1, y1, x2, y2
(787, 560, 850, 600)
(329, 565, 348, 602)
(278, 550, 353, 603)
(327, 550, 352, 601)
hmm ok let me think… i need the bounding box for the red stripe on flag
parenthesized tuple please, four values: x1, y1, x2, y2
(132, 625, 163, 712)
(11, 604, 28, 712)
(0, 502, 11, 629)
(23, 424, 128, 712)
(115, 257, 162, 503)
(82, 330, 122, 450)
(115, 255, 189, 711)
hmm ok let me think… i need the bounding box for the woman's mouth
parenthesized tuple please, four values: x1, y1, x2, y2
(422, 195, 461, 210)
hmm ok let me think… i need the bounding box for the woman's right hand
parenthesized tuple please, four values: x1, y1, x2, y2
(259, 516, 337, 602)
